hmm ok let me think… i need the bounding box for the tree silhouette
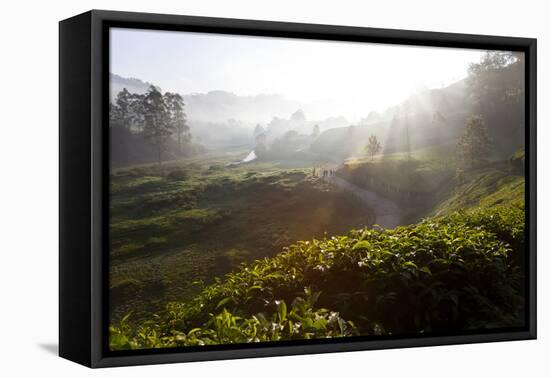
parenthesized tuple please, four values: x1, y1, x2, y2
(142, 86, 175, 166)
(115, 88, 132, 129)
(128, 93, 146, 132)
(466, 51, 524, 154)
(253, 124, 265, 138)
(254, 132, 267, 158)
(312, 124, 320, 138)
(290, 109, 306, 123)
(109, 102, 122, 126)
(165, 92, 189, 152)
(457, 116, 492, 170)
(365, 134, 381, 161)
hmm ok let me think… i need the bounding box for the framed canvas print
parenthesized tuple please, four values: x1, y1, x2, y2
(59, 10, 537, 368)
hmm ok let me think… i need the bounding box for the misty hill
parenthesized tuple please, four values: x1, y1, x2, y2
(109, 72, 473, 161)
(335, 54, 526, 159)
(110, 73, 352, 150)
(111, 57, 523, 161)
(111, 74, 356, 128)
(185, 91, 305, 124)
(110, 74, 161, 99)
(111, 74, 305, 124)
(311, 80, 473, 159)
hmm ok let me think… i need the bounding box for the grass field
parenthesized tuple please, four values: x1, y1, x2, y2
(109, 152, 375, 323)
(110, 196, 526, 350)
(432, 166, 525, 216)
(109, 147, 526, 350)
(337, 145, 524, 223)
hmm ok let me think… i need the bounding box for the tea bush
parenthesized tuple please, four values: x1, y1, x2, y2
(110, 201, 525, 350)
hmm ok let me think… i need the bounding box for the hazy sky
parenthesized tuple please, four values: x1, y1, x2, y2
(110, 27, 486, 120)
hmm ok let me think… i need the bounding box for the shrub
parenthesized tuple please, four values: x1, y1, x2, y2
(110, 202, 525, 350)
(166, 168, 189, 181)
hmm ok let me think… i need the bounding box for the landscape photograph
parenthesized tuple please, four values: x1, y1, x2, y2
(107, 28, 526, 351)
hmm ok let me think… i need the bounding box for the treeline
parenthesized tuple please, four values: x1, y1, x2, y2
(467, 51, 525, 156)
(454, 51, 524, 171)
(367, 51, 525, 168)
(310, 51, 525, 162)
(110, 86, 203, 167)
(253, 123, 321, 161)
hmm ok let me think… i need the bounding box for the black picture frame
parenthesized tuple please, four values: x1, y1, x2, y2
(59, 9, 537, 368)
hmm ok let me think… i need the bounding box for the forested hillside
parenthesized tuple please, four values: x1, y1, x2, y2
(312, 52, 525, 160)
(108, 49, 527, 350)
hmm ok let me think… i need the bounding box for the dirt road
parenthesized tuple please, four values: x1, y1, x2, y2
(329, 175, 402, 229)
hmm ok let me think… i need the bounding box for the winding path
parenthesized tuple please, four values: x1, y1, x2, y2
(329, 175, 403, 229)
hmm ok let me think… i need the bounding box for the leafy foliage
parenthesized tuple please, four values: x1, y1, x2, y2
(110, 288, 355, 349)
(433, 168, 524, 217)
(164, 92, 190, 151)
(109, 160, 374, 322)
(110, 201, 525, 350)
(365, 134, 381, 161)
(110, 86, 194, 166)
(457, 116, 492, 170)
(466, 51, 525, 155)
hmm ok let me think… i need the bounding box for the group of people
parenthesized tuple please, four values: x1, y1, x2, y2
(313, 167, 336, 179)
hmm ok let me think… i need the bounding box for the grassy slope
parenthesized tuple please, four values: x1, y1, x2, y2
(110, 157, 526, 349)
(110, 155, 374, 322)
(338, 146, 457, 224)
(110, 199, 525, 350)
(342, 153, 453, 195)
(109, 150, 526, 350)
(432, 166, 525, 216)
(339, 144, 524, 224)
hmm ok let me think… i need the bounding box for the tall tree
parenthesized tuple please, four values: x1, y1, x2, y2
(142, 86, 175, 166)
(253, 124, 265, 138)
(466, 51, 524, 155)
(467, 52, 523, 114)
(312, 124, 320, 138)
(290, 109, 306, 123)
(115, 88, 132, 129)
(457, 116, 492, 170)
(165, 92, 190, 152)
(109, 102, 122, 127)
(254, 132, 267, 158)
(128, 93, 146, 132)
(365, 134, 381, 161)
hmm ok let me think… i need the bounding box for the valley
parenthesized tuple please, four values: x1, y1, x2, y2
(109, 152, 375, 322)
(106, 47, 527, 350)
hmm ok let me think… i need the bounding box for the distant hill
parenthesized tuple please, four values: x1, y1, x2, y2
(109, 73, 473, 158)
(110, 73, 522, 159)
(110, 73, 160, 100)
(311, 80, 474, 159)
(313, 77, 523, 159)
(110, 74, 304, 124)
(185, 91, 304, 124)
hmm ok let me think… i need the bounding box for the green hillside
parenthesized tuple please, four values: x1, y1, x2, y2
(106, 51, 527, 352)
(109, 156, 374, 323)
(110, 198, 525, 350)
(433, 167, 525, 216)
